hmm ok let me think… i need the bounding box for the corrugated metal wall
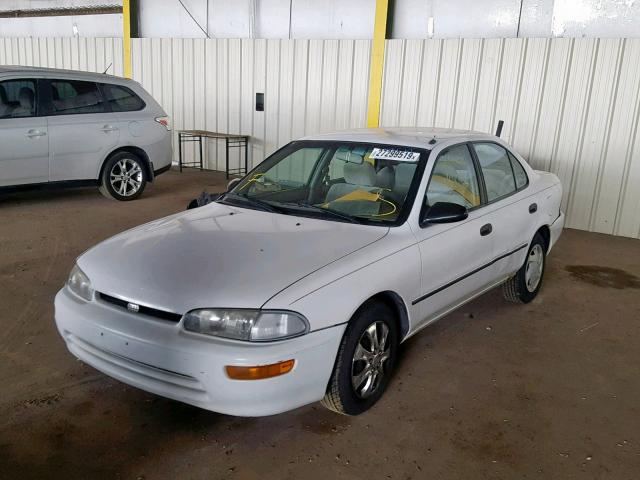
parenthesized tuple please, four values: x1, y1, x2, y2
(1, 37, 639, 238)
(381, 38, 640, 239)
(130, 38, 371, 173)
(0, 37, 123, 76)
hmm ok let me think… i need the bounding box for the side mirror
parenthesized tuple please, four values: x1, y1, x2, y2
(227, 178, 242, 191)
(186, 191, 221, 210)
(421, 202, 468, 225)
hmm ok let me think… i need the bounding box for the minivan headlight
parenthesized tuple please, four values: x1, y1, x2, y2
(67, 264, 94, 301)
(182, 309, 309, 342)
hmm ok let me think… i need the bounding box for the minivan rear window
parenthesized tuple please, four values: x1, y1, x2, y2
(100, 83, 145, 112)
(48, 80, 105, 115)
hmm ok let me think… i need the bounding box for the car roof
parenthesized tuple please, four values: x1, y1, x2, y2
(300, 127, 497, 149)
(0, 65, 128, 83)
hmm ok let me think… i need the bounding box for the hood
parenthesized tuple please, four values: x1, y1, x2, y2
(79, 202, 388, 314)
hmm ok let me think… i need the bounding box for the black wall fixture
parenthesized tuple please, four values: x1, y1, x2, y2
(256, 92, 264, 112)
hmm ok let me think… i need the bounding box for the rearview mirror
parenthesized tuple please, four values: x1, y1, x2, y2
(421, 202, 468, 225)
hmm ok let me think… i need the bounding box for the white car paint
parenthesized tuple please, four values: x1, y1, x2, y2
(54, 128, 565, 416)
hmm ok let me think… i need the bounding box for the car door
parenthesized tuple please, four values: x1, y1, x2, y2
(411, 143, 496, 327)
(43, 78, 120, 182)
(0, 78, 49, 187)
(470, 141, 533, 282)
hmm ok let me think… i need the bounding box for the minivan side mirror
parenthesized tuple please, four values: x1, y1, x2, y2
(421, 202, 468, 225)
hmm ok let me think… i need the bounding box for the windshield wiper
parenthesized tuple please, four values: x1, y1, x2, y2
(283, 202, 362, 224)
(222, 193, 287, 214)
(221, 195, 362, 224)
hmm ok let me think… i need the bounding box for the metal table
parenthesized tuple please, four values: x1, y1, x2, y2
(177, 130, 249, 178)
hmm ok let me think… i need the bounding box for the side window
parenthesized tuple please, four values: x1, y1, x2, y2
(473, 142, 516, 202)
(48, 80, 105, 115)
(0, 79, 37, 118)
(425, 144, 481, 209)
(508, 152, 528, 189)
(101, 83, 145, 112)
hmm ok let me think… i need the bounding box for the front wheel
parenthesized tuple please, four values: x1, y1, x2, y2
(503, 232, 547, 303)
(322, 301, 398, 415)
(99, 152, 147, 201)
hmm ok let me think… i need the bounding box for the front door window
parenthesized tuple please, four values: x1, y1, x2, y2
(425, 144, 481, 209)
(0, 79, 37, 118)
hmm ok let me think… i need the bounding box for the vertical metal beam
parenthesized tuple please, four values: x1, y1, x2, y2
(123, 0, 132, 78)
(366, 0, 390, 128)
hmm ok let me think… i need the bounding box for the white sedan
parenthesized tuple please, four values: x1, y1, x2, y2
(55, 128, 564, 416)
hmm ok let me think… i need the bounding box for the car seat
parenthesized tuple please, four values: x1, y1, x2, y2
(326, 161, 377, 202)
(376, 166, 395, 190)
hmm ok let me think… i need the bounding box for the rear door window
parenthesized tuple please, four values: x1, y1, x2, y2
(0, 79, 37, 118)
(47, 80, 105, 115)
(100, 83, 145, 112)
(508, 152, 529, 189)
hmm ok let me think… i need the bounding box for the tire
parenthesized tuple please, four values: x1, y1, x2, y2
(99, 152, 147, 201)
(503, 232, 547, 303)
(321, 301, 399, 416)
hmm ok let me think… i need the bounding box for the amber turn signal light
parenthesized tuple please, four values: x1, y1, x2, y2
(225, 359, 295, 380)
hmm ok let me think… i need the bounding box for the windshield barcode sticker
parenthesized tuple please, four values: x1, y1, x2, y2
(370, 148, 420, 162)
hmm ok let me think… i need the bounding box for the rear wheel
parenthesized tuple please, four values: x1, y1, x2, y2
(99, 152, 147, 201)
(322, 301, 398, 415)
(503, 233, 547, 303)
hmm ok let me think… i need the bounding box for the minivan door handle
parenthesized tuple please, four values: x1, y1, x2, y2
(100, 125, 118, 133)
(480, 223, 493, 236)
(529, 203, 538, 214)
(25, 129, 46, 138)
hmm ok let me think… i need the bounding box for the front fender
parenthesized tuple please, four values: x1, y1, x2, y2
(262, 225, 422, 336)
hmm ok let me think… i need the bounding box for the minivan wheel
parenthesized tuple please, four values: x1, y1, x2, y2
(503, 232, 547, 303)
(321, 301, 398, 416)
(99, 152, 147, 201)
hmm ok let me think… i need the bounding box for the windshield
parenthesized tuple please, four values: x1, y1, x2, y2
(225, 141, 427, 225)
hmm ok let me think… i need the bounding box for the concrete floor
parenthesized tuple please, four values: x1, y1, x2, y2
(1, 168, 639, 480)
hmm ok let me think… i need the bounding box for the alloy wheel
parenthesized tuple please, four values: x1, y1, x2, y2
(110, 158, 143, 197)
(351, 321, 391, 399)
(525, 244, 544, 292)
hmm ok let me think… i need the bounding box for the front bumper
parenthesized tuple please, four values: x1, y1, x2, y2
(54, 288, 345, 416)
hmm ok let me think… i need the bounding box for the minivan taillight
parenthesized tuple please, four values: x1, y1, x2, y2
(155, 116, 171, 131)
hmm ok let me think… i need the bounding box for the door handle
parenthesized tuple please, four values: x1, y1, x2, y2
(100, 125, 119, 132)
(25, 129, 46, 138)
(529, 203, 538, 214)
(480, 223, 493, 236)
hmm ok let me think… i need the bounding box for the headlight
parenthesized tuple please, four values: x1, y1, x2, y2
(67, 264, 94, 301)
(182, 309, 309, 342)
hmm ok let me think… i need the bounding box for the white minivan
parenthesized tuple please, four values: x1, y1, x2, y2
(0, 66, 172, 200)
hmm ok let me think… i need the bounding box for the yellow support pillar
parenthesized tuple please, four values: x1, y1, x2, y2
(366, 0, 390, 128)
(122, 0, 132, 78)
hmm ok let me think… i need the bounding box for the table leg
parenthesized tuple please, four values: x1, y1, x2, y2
(226, 138, 230, 179)
(178, 133, 183, 172)
(244, 138, 248, 175)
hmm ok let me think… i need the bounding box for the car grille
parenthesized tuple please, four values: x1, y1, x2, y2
(98, 293, 183, 323)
